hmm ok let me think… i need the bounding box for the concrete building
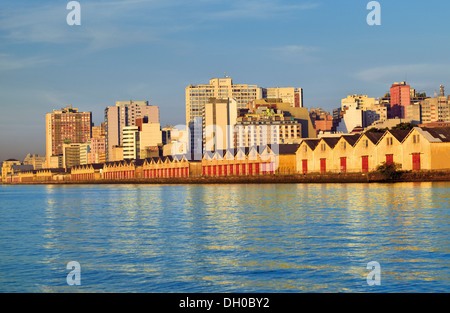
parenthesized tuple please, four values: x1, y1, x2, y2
(295, 127, 450, 173)
(401, 127, 450, 171)
(341, 94, 376, 111)
(110, 146, 124, 162)
(185, 77, 260, 127)
(105, 101, 159, 161)
(123, 126, 140, 160)
(335, 103, 366, 133)
(1, 159, 22, 182)
(203, 97, 238, 152)
(390, 82, 411, 119)
(23, 154, 46, 170)
(45, 106, 92, 168)
(63, 143, 89, 169)
(137, 117, 163, 159)
(420, 96, 450, 123)
(261, 87, 303, 108)
(88, 136, 106, 164)
(235, 109, 302, 148)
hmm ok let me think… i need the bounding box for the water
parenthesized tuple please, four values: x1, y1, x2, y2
(0, 182, 448, 293)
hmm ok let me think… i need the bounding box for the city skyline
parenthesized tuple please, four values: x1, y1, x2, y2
(2, 0, 450, 161)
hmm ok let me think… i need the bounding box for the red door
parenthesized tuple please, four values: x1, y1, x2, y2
(255, 163, 260, 175)
(386, 154, 394, 165)
(302, 160, 308, 174)
(249, 163, 253, 176)
(236, 164, 239, 176)
(340, 157, 347, 173)
(362, 156, 369, 173)
(412, 153, 421, 170)
(320, 159, 326, 174)
(230, 165, 233, 176)
(224, 165, 228, 176)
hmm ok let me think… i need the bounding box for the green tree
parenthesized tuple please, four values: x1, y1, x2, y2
(376, 162, 402, 180)
(391, 123, 416, 131)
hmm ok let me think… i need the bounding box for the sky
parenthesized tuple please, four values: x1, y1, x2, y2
(1, 0, 450, 161)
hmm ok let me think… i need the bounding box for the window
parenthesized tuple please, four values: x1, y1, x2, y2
(387, 137, 393, 145)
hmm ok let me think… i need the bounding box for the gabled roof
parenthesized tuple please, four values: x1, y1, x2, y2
(320, 137, 340, 149)
(301, 139, 321, 151)
(134, 159, 146, 166)
(278, 144, 300, 155)
(341, 133, 362, 146)
(419, 127, 450, 143)
(363, 131, 385, 145)
(387, 129, 412, 143)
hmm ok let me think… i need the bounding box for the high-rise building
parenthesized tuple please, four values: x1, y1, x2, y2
(62, 143, 89, 169)
(105, 101, 159, 161)
(45, 106, 92, 168)
(137, 117, 163, 158)
(341, 94, 376, 111)
(202, 98, 238, 152)
(123, 126, 140, 160)
(390, 82, 411, 119)
(261, 87, 303, 108)
(420, 96, 450, 123)
(235, 109, 302, 148)
(185, 77, 261, 127)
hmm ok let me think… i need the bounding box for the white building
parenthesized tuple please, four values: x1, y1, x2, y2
(123, 126, 140, 160)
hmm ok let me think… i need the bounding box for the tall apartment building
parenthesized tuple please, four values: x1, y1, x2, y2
(341, 94, 376, 111)
(390, 82, 411, 119)
(203, 98, 238, 152)
(123, 126, 140, 160)
(45, 106, 92, 168)
(137, 117, 163, 158)
(420, 96, 450, 123)
(261, 87, 303, 108)
(235, 109, 302, 148)
(105, 101, 159, 161)
(185, 77, 260, 127)
(62, 143, 89, 169)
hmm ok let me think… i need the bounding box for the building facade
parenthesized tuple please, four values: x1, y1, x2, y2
(45, 106, 92, 167)
(261, 87, 303, 108)
(390, 82, 411, 119)
(105, 101, 159, 161)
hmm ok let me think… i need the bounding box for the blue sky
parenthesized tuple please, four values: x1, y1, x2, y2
(1, 0, 450, 161)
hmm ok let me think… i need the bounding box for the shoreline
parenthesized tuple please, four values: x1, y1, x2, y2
(2, 171, 450, 185)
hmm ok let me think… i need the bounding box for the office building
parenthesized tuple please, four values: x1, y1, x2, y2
(203, 98, 238, 152)
(105, 101, 159, 161)
(123, 126, 140, 160)
(390, 82, 411, 119)
(45, 106, 92, 168)
(261, 87, 303, 108)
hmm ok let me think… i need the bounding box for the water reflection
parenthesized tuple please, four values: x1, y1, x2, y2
(0, 182, 448, 292)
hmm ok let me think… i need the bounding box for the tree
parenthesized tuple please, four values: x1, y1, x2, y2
(376, 162, 402, 180)
(391, 123, 416, 131)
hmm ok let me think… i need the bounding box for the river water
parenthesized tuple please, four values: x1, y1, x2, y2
(0, 182, 448, 292)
